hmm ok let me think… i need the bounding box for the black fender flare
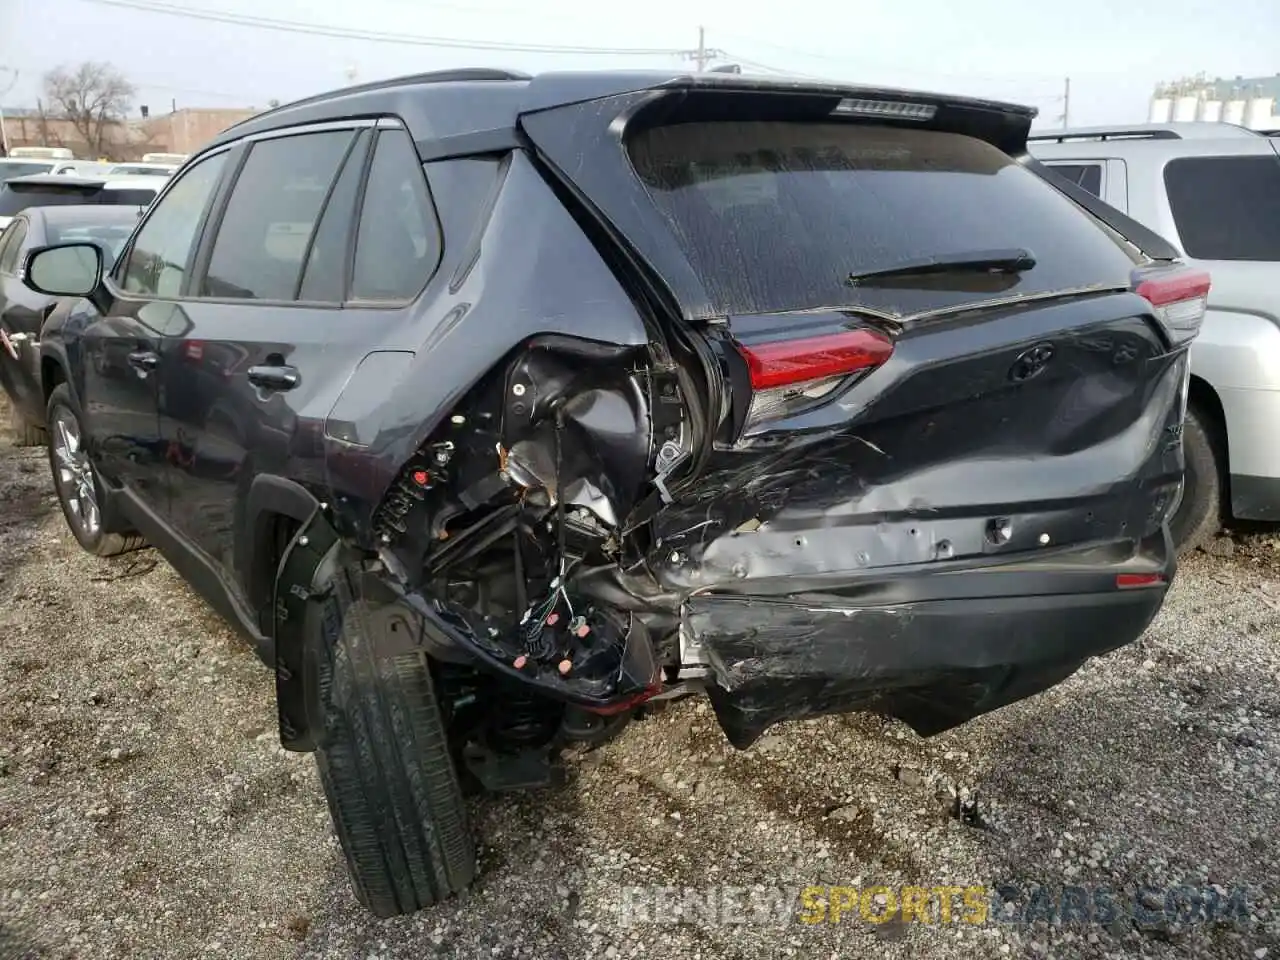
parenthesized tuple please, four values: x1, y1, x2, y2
(240, 474, 322, 637)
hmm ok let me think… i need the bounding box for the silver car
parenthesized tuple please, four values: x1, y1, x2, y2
(1030, 122, 1280, 551)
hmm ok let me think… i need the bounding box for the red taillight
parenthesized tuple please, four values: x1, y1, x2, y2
(738, 329, 894, 390)
(734, 328, 894, 430)
(1133, 267, 1211, 346)
(1116, 572, 1167, 589)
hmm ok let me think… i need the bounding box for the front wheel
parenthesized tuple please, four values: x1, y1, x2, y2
(314, 566, 476, 917)
(45, 384, 145, 558)
(1169, 403, 1223, 555)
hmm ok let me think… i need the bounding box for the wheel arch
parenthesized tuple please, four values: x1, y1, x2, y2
(239, 474, 322, 637)
(1188, 373, 1230, 511)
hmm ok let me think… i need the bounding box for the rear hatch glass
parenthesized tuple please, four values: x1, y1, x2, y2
(626, 122, 1141, 319)
(0, 184, 154, 218)
(0, 161, 56, 181)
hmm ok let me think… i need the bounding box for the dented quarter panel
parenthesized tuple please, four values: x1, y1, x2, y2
(322, 151, 651, 539)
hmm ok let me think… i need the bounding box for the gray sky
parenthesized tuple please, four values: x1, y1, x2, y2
(3, 0, 1278, 129)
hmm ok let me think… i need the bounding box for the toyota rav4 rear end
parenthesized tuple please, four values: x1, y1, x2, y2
(426, 76, 1198, 746)
(265, 71, 1207, 917)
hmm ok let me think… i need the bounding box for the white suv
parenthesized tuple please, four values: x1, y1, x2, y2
(1031, 122, 1280, 551)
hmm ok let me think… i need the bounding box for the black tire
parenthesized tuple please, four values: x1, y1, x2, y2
(7, 402, 46, 447)
(315, 565, 476, 918)
(45, 384, 145, 558)
(1169, 403, 1223, 555)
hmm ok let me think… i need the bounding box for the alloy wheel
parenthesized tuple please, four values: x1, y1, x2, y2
(51, 408, 100, 538)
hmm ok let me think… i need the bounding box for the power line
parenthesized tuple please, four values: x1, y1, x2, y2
(72, 0, 691, 56)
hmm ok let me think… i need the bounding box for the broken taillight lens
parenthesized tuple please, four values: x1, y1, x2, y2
(1133, 266, 1211, 347)
(735, 328, 894, 429)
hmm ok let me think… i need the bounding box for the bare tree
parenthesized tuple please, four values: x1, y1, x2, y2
(42, 62, 135, 157)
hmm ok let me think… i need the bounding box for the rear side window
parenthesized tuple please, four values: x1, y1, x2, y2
(627, 123, 1138, 319)
(202, 131, 355, 300)
(1047, 162, 1103, 197)
(350, 129, 441, 302)
(1164, 156, 1280, 261)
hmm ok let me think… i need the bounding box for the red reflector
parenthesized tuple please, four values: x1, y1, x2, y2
(581, 684, 663, 716)
(737, 329, 894, 391)
(1116, 573, 1166, 589)
(1135, 270, 1211, 307)
(411, 469, 430, 486)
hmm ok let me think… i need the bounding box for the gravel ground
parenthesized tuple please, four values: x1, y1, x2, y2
(2, 392, 1279, 960)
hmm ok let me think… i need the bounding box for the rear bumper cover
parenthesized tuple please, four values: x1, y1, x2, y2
(687, 531, 1174, 748)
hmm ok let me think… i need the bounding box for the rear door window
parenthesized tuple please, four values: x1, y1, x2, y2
(1164, 155, 1280, 261)
(349, 128, 441, 302)
(201, 130, 355, 300)
(627, 122, 1139, 319)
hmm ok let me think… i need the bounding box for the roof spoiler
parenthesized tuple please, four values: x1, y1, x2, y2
(1021, 155, 1181, 261)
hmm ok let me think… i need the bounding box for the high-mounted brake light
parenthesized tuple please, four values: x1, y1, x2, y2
(1133, 267, 1211, 347)
(832, 98, 937, 121)
(735, 328, 894, 430)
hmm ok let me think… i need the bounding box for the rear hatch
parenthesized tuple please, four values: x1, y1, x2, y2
(0, 178, 155, 225)
(519, 80, 1197, 582)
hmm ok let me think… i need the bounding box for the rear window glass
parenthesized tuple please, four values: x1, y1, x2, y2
(0, 185, 153, 217)
(101, 189, 156, 207)
(627, 123, 1138, 318)
(0, 161, 56, 180)
(1164, 155, 1280, 261)
(0, 185, 97, 216)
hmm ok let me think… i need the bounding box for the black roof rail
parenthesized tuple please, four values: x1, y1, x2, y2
(1029, 128, 1182, 143)
(220, 68, 532, 134)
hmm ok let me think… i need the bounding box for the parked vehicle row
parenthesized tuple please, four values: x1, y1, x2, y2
(12, 68, 1208, 918)
(0, 205, 140, 443)
(1029, 123, 1280, 548)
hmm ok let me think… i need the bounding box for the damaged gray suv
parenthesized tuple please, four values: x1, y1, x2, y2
(22, 69, 1203, 916)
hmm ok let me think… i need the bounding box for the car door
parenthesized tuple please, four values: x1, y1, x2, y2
(158, 121, 432, 603)
(77, 150, 230, 512)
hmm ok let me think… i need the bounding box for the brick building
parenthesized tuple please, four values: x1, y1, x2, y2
(1, 105, 260, 161)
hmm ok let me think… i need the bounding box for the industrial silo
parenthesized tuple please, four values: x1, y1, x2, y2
(1245, 97, 1275, 129)
(1224, 99, 1248, 124)
(1172, 95, 1200, 122)
(1149, 97, 1174, 123)
(1200, 99, 1223, 122)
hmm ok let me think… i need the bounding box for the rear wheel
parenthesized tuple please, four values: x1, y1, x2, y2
(314, 565, 476, 917)
(1169, 403, 1223, 555)
(45, 384, 145, 558)
(6, 402, 45, 447)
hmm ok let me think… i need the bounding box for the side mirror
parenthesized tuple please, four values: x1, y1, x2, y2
(23, 243, 104, 298)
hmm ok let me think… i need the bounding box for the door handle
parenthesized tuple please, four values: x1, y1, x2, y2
(127, 350, 159, 372)
(247, 364, 300, 391)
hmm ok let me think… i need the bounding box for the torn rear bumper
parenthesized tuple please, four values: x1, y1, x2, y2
(687, 532, 1174, 748)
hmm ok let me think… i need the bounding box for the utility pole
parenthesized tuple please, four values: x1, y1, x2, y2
(1060, 77, 1071, 129)
(683, 27, 724, 73)
(0, 67, 18, 157)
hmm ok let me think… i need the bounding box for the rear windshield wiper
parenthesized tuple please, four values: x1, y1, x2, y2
(848, 248, 1036, 285)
